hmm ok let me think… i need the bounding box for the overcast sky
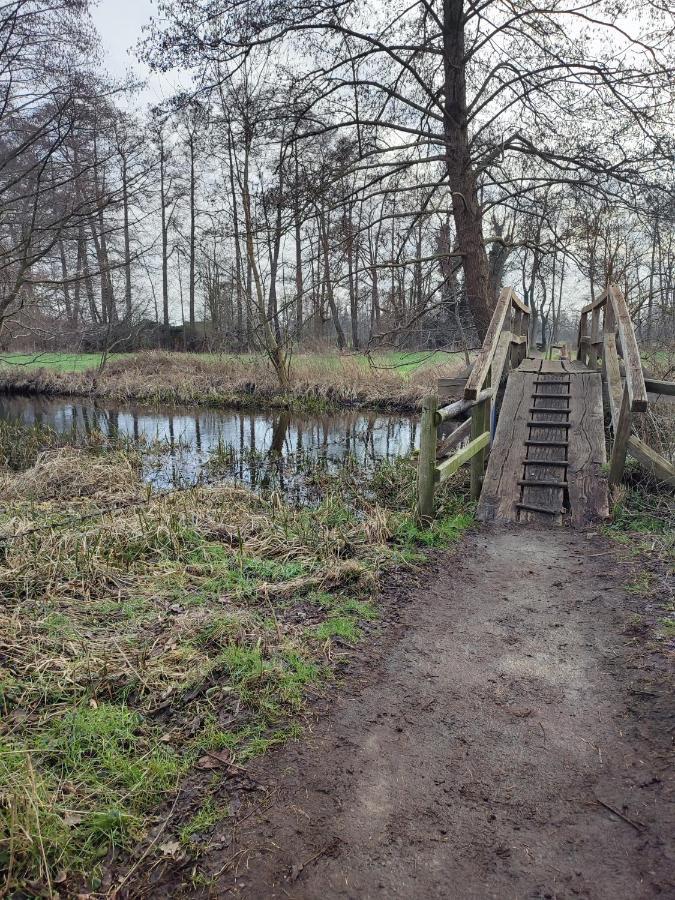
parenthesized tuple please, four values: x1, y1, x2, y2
(90, 0, 186, 108)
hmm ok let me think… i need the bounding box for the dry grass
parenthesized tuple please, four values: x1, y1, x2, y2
(0, 350, 466, 411)
(0, 444, 472, 894)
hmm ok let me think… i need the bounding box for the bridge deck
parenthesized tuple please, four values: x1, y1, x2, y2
(477, 357, 609, 526)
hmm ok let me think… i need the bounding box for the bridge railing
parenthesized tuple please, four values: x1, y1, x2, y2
(417, 288, 531, 519)
(577, 283, 674, 485)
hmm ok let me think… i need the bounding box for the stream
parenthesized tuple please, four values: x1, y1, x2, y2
(0, 394, 420, 497)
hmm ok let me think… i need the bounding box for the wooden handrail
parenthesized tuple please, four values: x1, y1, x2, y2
(578, 281, 672, 485)
(608, 285, 648, 412)
(464, 287, 530, 400)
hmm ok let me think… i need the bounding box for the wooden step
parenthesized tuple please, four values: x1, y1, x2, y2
(516, 502, 565, 515)
(534, 379, 571, 385)
(531, 392, 571, 399)
(518, 479, 568, 488)
(522, 459, 569, 466)
(528, 406, 571, 413)
(524, 439, 569, 447)
(527, 420, 571, 428)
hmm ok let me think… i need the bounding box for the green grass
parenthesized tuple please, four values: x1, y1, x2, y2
(0, 352, 130, 372)
(0, 349, 466, 376)
(0, 437, 474, 893)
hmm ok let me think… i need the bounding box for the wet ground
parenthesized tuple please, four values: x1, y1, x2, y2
(130, 527, 673, 899)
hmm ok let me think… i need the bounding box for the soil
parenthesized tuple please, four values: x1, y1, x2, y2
(125, 527, 674, 899)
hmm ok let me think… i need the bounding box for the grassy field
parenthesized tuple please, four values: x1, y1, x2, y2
(0, 350, 468, 412)
(0, 349, 464, 375)
(0, 430, 472, 895)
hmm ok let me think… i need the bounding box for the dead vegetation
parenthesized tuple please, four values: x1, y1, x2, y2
(0, 444, 471, 895)
(0, 351, 465, 412)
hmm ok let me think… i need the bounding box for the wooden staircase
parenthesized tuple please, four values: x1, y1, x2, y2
(476, 356, 608, 526)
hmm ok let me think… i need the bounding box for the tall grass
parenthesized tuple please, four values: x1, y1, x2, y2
(0, 441, 472, 893)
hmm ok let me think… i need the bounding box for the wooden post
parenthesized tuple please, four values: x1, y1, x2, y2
(417, 395, 438, 521)
(470, 395, 489, 500)
(608, 383, 632, 485)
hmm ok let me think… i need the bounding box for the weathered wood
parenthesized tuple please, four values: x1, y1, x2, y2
(436, 431, 490, 484)
(437, 387, 493, 423)
(626, 435, 675, 486)
(437, 417, 471, 458)
(437, 369, 470, 401)
(603, 333, 623, 430)
(470, 396, 490, 499)
(607, 285, 648, 412)
(644, 377, 675, 397)
(608, 384, 631, 485)
(464, 287, 529, 400)
(520, 374, 570, 524)
(416, 396, 437, 521)
(566, 372, 609, 526)
(476, 371, 537, 522)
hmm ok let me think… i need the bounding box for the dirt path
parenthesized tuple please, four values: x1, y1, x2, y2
(155, 527, 673, 899)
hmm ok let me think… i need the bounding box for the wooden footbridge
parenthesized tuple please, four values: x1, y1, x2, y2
(417, 283, 675, 525)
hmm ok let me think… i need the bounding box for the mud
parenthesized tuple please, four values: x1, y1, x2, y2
(133, 527, 674, 899)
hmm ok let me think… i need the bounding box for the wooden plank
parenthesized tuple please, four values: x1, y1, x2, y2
(437, 417, 471, 459)
(608, 384, 631, 485)
(626, 435, 675, 486)
(518, 356, 543, 373)
(603, 334, 623, 430)
(470, 393, 490, 499)
(464, 288, 519, 400)
(437, 387, 492, 423)
(566, 372, 609, 527)
(476, 371, 537, 523)
(416, 396, 437, 521)
(580, 288, 608, 316)
(539, 358, 566, 374)
(435, 431, 490, 483)
(608, 285, 648, 412)
(644, 377, 675, 397)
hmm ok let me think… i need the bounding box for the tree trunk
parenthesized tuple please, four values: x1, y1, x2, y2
(442, 0, 493, 341)
(189, 135, 196, 328)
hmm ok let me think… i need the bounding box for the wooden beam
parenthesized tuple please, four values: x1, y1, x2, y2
(626, 435, 675, 486)
(644, 377, 675, 397)
(437, 418, 471, 458)
(437, 387, 493, 423)
(465, 288, 524, 400)
(580, 288, 609, 315)
(608, 384, 631, 485)
(603, 334, 623, 430)
(607, 284, 648, 412)
(436, 431, 490, 484)
(417, 396, 437, 521)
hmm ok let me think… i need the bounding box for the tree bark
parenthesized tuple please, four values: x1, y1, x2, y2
(442, 0, 493, 341)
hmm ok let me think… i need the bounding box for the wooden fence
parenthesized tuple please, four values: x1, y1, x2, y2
(577, 284, 675, 486)
(416, 287, 531, 519)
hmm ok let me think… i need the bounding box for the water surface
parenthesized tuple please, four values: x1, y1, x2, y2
(0, 394, 419, 495)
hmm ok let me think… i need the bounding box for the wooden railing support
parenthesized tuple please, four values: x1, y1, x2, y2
(416, 287, 530, 520)
(608, 384, 632, 485)
(470, 396, 489, 500)
(417, 395, 438, 521)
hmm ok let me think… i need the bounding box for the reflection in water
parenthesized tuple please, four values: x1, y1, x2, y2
(0, 394, 419, 493)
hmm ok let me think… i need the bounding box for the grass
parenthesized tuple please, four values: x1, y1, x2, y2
(0, 441, 472, 894)
(0, 349, 468, 412)
(605, 475, 674, 651)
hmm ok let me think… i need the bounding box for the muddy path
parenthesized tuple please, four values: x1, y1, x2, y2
(137, 527, 673, 899)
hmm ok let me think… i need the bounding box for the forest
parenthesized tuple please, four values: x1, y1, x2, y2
(0, 1, 673, 897)
(0, 0, 673, 384)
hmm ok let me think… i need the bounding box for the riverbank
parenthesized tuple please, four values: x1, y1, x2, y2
(0, 442, 473, 896)
(0, 351, 467, 412)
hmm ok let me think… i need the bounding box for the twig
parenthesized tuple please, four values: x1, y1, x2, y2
(595, 796, 645, 831)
